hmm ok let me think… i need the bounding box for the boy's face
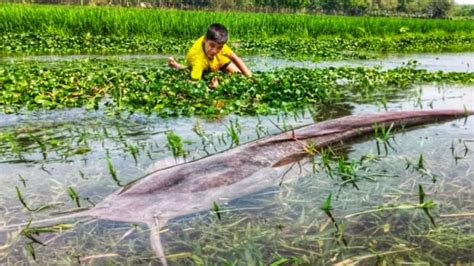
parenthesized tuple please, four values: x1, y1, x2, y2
(204, 38, 224, 58)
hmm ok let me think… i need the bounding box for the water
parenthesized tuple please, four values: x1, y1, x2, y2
(2, 52, 473, 73)
(246, 52, 474, 73)
(0, 64, 473, 263)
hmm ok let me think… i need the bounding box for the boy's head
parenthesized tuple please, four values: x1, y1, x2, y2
(206, 23, 228, 44)
(203, 23, 228, 58)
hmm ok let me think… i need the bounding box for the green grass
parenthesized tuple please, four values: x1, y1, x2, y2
(1, 4, 473, 57)
(1, 3, 474, 39)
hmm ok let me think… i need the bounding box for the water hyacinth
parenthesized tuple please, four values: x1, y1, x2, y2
(2, 32, 473, 57)
(1, 61, 473, 116)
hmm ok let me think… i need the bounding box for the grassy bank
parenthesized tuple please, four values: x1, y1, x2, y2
(1, 4, 474, 38)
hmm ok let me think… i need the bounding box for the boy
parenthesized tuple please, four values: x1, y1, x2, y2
(168, 23, 252, 88)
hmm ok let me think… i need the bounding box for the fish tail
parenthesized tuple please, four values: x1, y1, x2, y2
(149, 217, 169, 266)
(0, 210, 92, 231)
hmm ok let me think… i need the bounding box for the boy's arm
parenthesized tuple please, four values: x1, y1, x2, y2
(190, 65, 204, 80)
(228, 52, 252, 77)
(190, 64, 218, 88)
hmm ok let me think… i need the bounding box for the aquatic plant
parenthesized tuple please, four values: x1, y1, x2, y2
(0, 109, 472, 265)
(18, 174, 26, 187)
(2, 32, 473, 58)
(67, 186, 81, 208)
(1, 61, 473, 116)
(15, 187, 54, 213)
(405, 153, 438, 182)
(254, 117, 268, 139)
(335, 158, 361, 190)
(418, 184, 435, 226)
(28, 133, 47, 160)
(321, 193, 347, 246)
(20, 219, 78, 260)
(106, 154, 122, 186)
(226, 119, 240, 147)
(212, 202, 222, 221)
(166, 131, 187, 160)
(373, 122, 396, 155)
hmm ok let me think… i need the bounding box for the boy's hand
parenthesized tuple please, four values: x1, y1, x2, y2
(167, 57, 184, 69)
(209, 77, 219, 89)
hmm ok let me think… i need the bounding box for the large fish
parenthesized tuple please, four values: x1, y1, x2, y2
(1, 109, 472, 265)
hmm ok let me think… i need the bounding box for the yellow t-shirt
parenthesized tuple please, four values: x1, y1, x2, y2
(186, 36, 233, 80)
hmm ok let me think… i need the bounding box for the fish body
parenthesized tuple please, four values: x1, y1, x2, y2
(91, 109, 472, 224)
(1, 109, 471, 265)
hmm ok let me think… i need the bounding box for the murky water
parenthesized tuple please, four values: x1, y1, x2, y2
(1, 52, 473, 72)
(1, 47, 474, 265)
(246, 52, 474, 73)
(0, 82, 473, 264)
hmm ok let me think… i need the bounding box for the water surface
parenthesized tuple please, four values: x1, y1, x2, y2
(2, 52, 473, 73)
(0, 84, 473, 264)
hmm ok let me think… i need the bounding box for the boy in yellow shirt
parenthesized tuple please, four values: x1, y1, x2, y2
(168, 23, 252, 88)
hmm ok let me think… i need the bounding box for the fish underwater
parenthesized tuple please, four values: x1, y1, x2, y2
(1, 109, 472, 265)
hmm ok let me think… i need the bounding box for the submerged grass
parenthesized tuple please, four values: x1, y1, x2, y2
(166, 131, 187, 160)
(1, 105, 472, 264)
(226, 119, 240, 147)
(373, 122, 396, 155)
(15, 187, 55, 213)
(161, 128, 472, 265)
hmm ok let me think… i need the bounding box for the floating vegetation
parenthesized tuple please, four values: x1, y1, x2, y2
(2, 32, 474, 58)
(0, 7, 472, 261)
(1, 61, 473, 116)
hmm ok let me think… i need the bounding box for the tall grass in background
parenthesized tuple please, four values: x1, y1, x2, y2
(1, 3, 473, 39)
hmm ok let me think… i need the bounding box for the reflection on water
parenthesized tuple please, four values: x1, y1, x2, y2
(246, 52, 474, 73)
(0, 85, 473, 264)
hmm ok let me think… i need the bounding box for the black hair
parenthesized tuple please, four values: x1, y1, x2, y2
(205, 23, 228, 44)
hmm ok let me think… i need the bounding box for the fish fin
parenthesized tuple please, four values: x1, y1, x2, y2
(149, 217, 169, 266)
(49, 207, 91, 216)
(0, 212, 92, 232)
(118, 178, 141, 195)
(272, 152, 308, 168)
